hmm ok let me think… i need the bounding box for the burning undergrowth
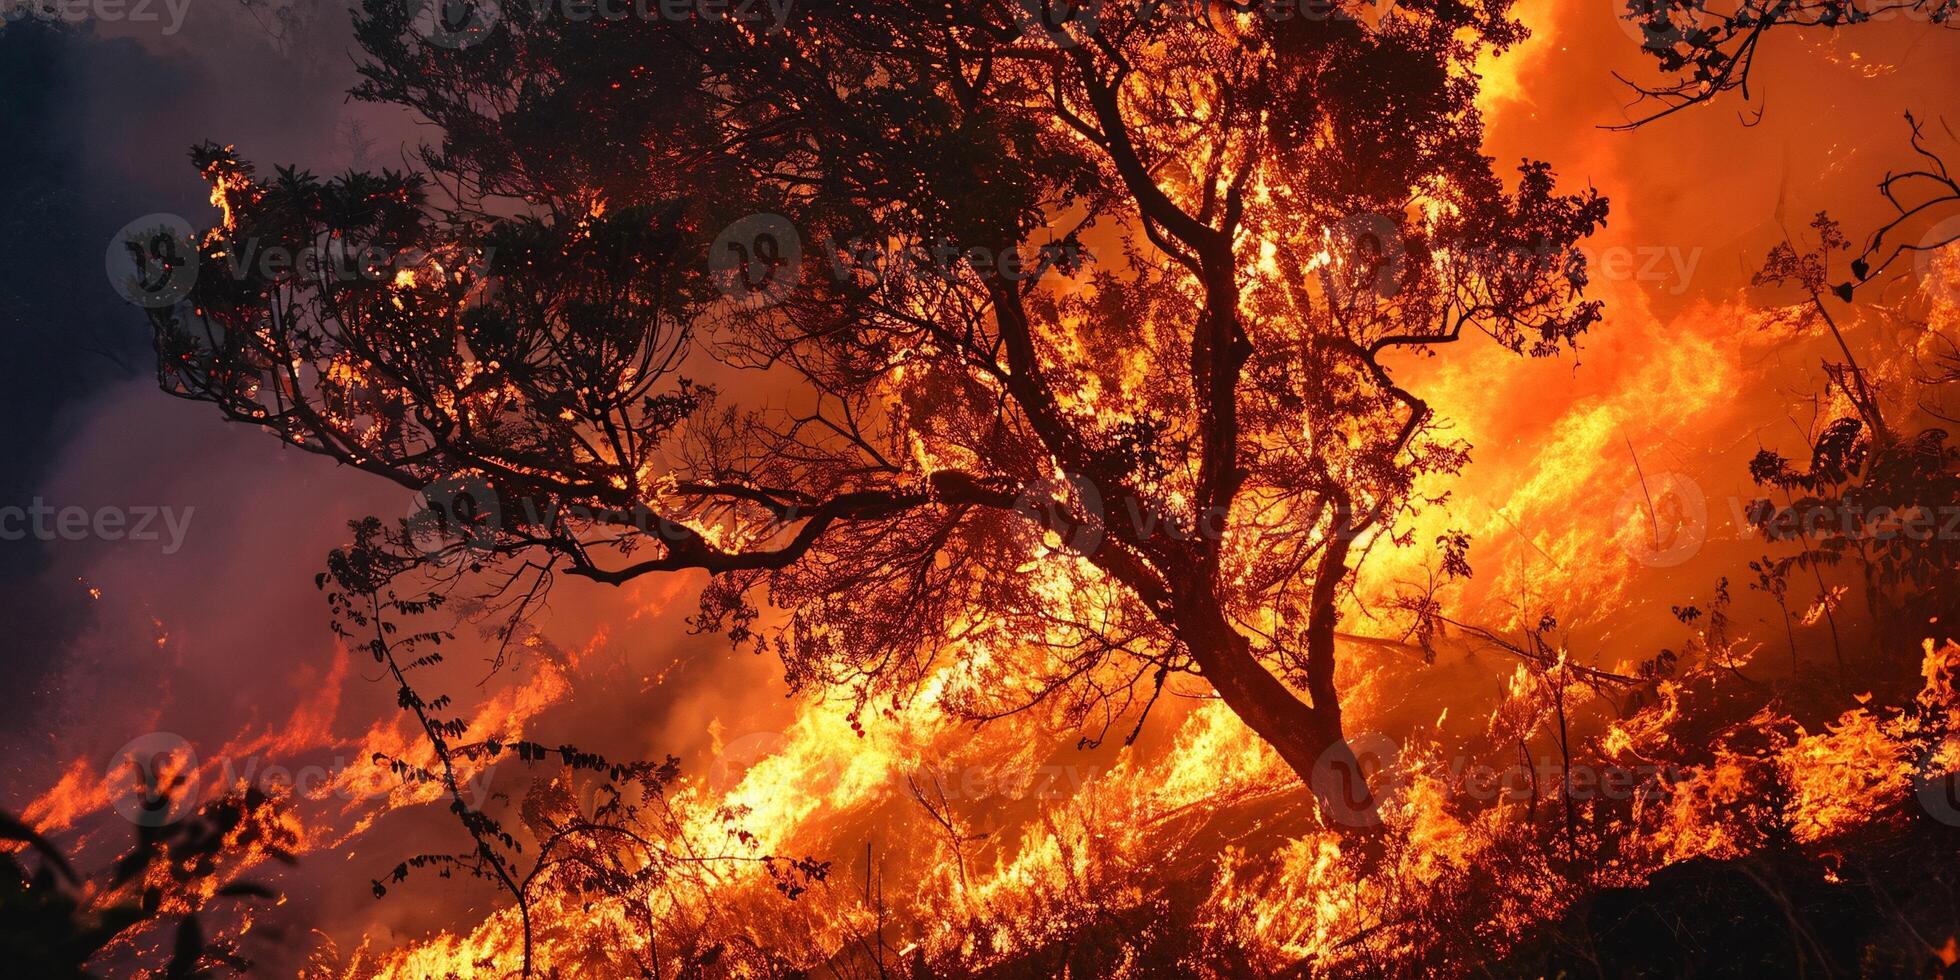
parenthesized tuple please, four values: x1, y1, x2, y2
(10, 1, 1960, 977)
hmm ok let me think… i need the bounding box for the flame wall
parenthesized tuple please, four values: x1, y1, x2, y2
(5, 1, 1960, 976)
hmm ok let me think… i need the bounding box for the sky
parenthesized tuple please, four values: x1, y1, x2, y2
(1, 0, 1956, 969)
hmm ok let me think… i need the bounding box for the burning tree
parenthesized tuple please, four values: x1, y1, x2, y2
(142, 0, 1606, 827)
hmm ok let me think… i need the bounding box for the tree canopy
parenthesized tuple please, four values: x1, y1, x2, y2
(143, 0, 1608, 824)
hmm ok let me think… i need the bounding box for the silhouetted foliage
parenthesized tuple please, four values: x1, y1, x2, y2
(321, 516, 825, 977)
(1615, 0, 1958, 126)
(0, 797, 285, 978)
(142, 0, 1610, 831)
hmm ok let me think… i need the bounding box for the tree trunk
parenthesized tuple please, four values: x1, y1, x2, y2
(1174, 591, 1380, 831)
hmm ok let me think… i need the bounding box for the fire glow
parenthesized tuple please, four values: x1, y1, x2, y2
(8, 1, 1960, 977)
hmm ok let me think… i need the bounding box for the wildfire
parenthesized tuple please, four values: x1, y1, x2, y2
(17, 0, 1960, 977)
